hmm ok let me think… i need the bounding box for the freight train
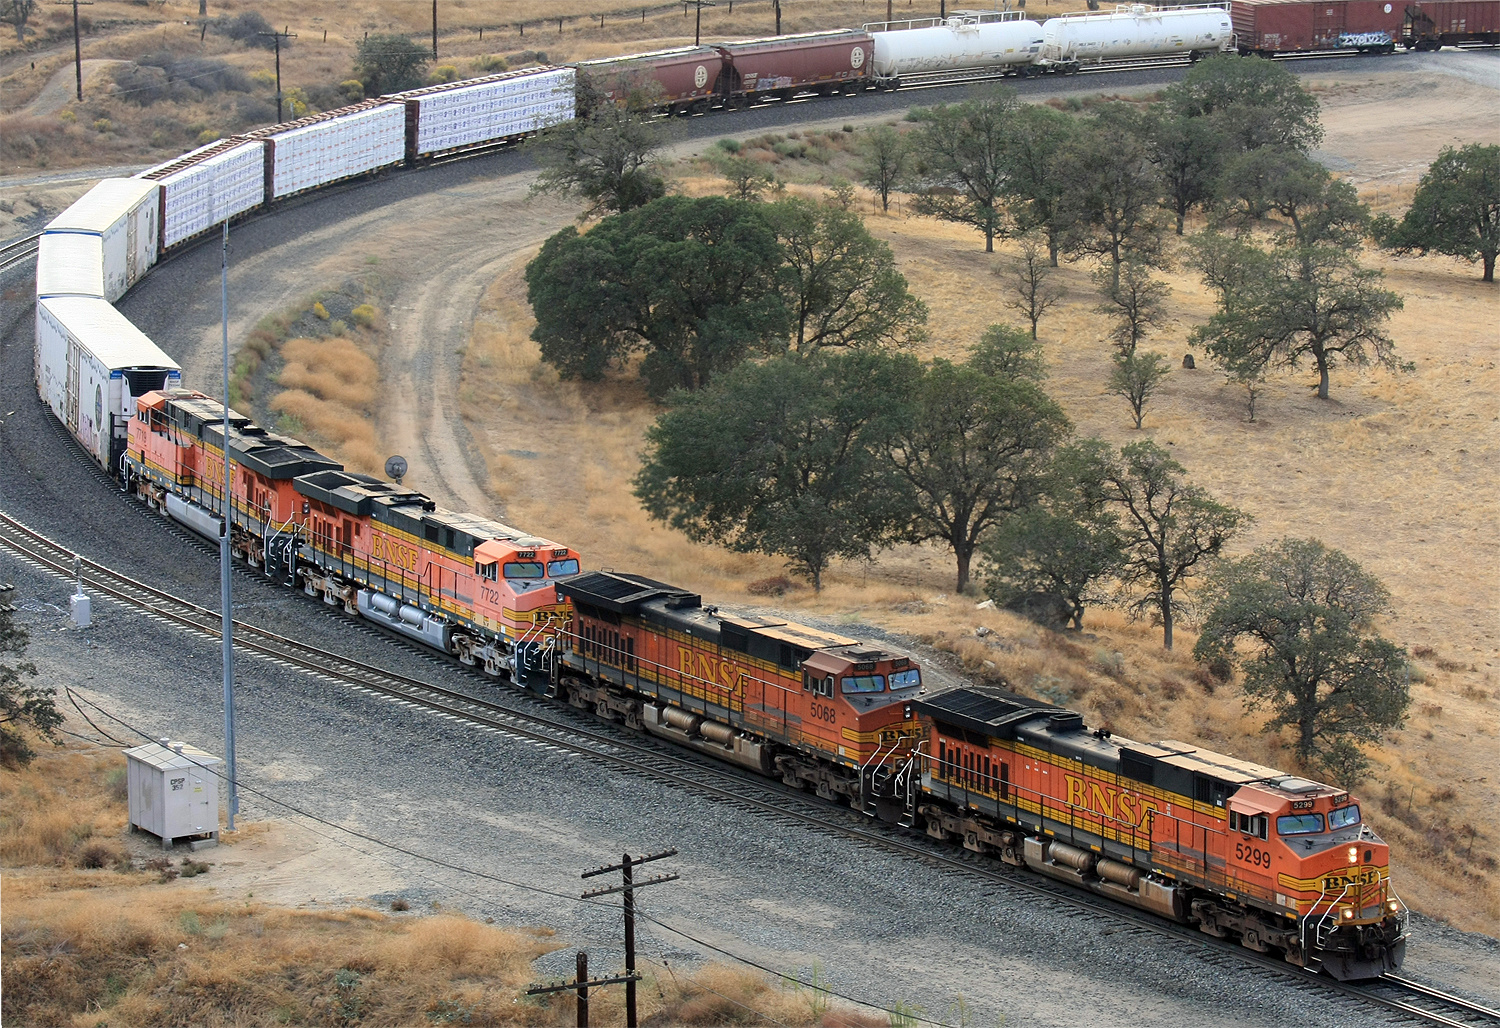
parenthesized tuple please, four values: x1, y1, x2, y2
(25, 1, 1444, 981)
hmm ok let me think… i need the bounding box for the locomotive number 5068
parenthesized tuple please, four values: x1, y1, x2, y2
(809, 701, 837, 725)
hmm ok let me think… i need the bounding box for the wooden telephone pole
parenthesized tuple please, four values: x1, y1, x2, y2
(526, 952, 641, 1028)
(256, 27, 297, 123)
(53, 0, 94, 102)
(581, 849, 679, 1028)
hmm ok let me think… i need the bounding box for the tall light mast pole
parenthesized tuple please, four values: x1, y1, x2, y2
(220, 219, 238, 831)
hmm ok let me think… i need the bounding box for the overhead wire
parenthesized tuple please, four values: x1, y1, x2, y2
(65, 688, 959, 1027)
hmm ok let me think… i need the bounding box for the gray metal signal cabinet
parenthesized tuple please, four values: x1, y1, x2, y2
(124, 739, 222, 849)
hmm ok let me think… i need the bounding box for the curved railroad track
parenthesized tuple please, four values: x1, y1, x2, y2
(0, 233, 40, 277)
(2, 503, 1495, 1028)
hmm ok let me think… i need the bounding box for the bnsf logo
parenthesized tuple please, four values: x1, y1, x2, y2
(677, 648, 748, 693)
(1064, 773, 1159, 828)
(371, 533, 420, 571)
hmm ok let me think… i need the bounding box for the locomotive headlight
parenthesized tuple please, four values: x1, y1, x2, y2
(1387, 900, 1400, 913)
(1341, 908, 1354, 920)
(1347, 846, 1358, 865)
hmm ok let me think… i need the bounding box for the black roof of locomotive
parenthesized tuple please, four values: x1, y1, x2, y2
(161, 391, 340, 480)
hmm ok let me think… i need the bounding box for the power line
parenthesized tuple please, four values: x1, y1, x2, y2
(66, 689, 958, 1027)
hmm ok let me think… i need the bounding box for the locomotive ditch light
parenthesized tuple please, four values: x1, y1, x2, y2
(1342, 908, 1355, 920)
(1387, 900, 1400, 913)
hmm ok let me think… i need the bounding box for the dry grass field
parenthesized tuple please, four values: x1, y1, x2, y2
(1, 738, 882, 1027)
(449, 78, 1499, 931)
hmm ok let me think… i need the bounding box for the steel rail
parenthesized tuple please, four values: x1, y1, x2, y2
(0, 505, 1480, 1026)
(0, 233, 41, 277)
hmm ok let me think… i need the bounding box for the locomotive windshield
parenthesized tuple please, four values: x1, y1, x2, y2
(890, 668, 921, 690)
(548, 558, 580, 578)
(1329, 804, 1361, 830)
(842, 674, 885, 694)
(1277, 813, 1325, 836)
(504, 562, 545, 579)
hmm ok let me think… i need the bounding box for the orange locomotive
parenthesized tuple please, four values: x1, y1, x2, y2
(554, 571, 923, 808)
(907, 687, 1408, 980)
(124, 390, 580, 677)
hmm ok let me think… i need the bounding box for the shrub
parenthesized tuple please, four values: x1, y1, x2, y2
(351, 304, 376, 328)
(340, 79, 365, 102)
(211, 11, 277, 49)
(715, 137, 741, 153)
(746, 575, 793, 597)
(390, 898, 410, 912)
(58, 109, 75, 123)
(329, 319, 348, 335)
(197, 129, 222, 144)
(312, 301, 330, 320)
(77, 842, 116, 869)
(474, 55, 508, 73)
(429, 65, 460, 84)
(93, 118, 113, 133)
(251, 68, 276, 87)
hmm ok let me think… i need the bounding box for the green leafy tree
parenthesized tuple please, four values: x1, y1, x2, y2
(1218, 150, 1369, 247)
(353, 34, 430, 96)
(711, 150, 775, 201)
(528, 102, 667, 219)
(887, 358, 1070, 593)
(1060, 104, 1165, 291)
(1095, 261, 1169, 356)
(766, 198, 928, 353)
(1004, 103, 1077, 266)
(1102, 442, 1247, 649)
(907, 88, 1018, 252)
(634, 351, 912, 590)
(983, 441, 1125, 630)
(1109, 350, 1171, 430)
(1146, 108, 1224, 235)
(1378, 143, 1500, 281)
(858, 124, 910, 214)
(1184, 228, 1270, 314)
(4, 0, 37, 42)
(1164, 54, 1324, 156)
(1, 585, 61, 767)
(968, 324, 1047, 382)
(1193, 243, 1404, 400)
(1004, 234, 1062, 341)
(1194, 538, 1410, 780)
(525, 196, 787, 396)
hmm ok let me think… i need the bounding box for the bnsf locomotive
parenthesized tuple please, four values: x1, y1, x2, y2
(110, 387, 1406, 979)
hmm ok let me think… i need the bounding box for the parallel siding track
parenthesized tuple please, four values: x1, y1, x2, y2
(2, 504, 1496, 1028)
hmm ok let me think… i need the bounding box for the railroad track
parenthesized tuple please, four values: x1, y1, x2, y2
(3, 507, 1495, 1026)
(0, 233, 40, 277)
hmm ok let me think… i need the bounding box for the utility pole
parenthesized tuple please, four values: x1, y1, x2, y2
(690, 0, 715, 45)
(53, 0, 94, 102)
(219, 219, 238, 832)
(256, 27, 297, 123)
(525, 951, 642, 1028)
(432, 0, 438, 58)
(581, 849, 679, 1028)
(774, 0, 782, 34)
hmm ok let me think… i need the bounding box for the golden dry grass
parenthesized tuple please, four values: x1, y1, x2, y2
(271, 334, 384, 474)
(2, 741, 871, 1028)
(457, 145, 1499, 931)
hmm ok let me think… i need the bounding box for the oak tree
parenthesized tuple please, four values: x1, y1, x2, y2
(767, 198, 928, 353)
(1004, 103, 1077, 266)
(634, 351, 912, 590)
(0, 584, 61, 767)
(968, 324, 1047, 383)
(1378, 143, 1500, 281)
(1164, 54, 1323, 156)
(1004, 234, 1062, 341)
(858, 124, 910, 213)
(907, 88, 1019, 252)
(1061, 104, 1165, 291)
(1194, 538, 1410, 781)
(354, 34, 430, 95)
(1094, 260, 1169, 357)
(1109, 350, 1171, 430)
(525, 196, 787, 396)
(888, 358, 1070, 593)
(1102, 442, 1246, 649)
(529, 102, 668, 218)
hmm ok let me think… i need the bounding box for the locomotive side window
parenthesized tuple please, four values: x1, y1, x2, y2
(477, 561, 498, 581)
(1230, 812, 1269, 840)
(1277, 813, 1325, 836)
(1329, 804, 1361, 830)
(822, 675, 834, 698)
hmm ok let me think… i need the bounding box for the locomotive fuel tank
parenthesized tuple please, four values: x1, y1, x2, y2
(1041, 3, 1234, 64)
(868, 15, 1045, 80)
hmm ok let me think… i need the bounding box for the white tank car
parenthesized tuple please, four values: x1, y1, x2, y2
(868, 13, 1045, 81)
(1040, 4, 1233, 65)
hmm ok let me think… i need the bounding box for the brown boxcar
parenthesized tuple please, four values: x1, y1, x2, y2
(1231, 0, 1403, 52)
(575, 45, 725, 114)
(716, 30, 874, 103)
(1404, 0, 1500, 45)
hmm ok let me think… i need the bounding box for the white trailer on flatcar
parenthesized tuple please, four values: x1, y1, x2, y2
(35, 296, 181, 470)
(867, 13, 1045, 82)
(1040, 3, 1234, 66)
(35, 232, 106, 300)
(41, 178, 160, 302)
(139, 138, 267, 250)
(399, 66, 576, 161)
(254, 100, 407, 199)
